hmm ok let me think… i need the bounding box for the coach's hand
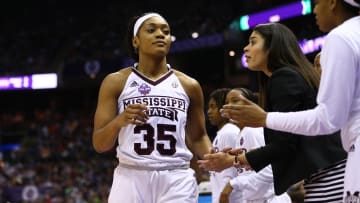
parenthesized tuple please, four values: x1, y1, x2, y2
(220, 95, 267, 128)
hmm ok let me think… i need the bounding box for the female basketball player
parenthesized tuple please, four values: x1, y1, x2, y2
(92, 12, 212, 203)
(207, 87, 291, 203)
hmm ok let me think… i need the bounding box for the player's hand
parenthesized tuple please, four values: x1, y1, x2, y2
(119, 104, 149, 126)
(227, 148, 243, 155)
(197, 152, 234, 172)
(221, 147, 233, 153)
(220, 95, 267, 128)
(219, 182, 233, 203)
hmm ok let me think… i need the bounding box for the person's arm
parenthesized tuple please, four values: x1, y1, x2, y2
(267, 32, 355, 136)
(177, 71, 212, 158)
(186, 80, 212, 158)
(186, 135, 204, 184)
(228, 165, 276, 200)
(92, 69, 148, 153)
(220, 128, 274, 202)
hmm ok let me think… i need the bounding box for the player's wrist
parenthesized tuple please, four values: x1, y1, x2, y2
(226, 154, 235, 168)
(233, 154, 241, 168)
(263, 112, 268, 127)
(233, 154, 247, 168)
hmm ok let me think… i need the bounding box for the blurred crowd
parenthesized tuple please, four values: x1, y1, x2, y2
(0, 0, 309, 77)
(0, 91, 115, 203)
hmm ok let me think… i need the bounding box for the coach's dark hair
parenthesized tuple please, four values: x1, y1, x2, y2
(209, 88, 231, 108)
(253, 23, 320, 108)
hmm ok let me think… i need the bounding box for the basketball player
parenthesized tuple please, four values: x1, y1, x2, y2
(207, 87, 291, 203)
(92, 12, 212, 203)
(206, 88, 240, 203)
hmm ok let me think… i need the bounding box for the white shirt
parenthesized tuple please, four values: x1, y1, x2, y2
(267, 16, 360, 151)
(210, 123, 240, 203)
(229, 127, 290, 203)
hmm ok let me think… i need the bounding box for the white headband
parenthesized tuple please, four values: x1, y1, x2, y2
(133, 13, 165, 37)
(344, 0, 360, 7)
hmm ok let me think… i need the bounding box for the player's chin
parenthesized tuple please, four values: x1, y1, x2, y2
(151, 50, 168, 58)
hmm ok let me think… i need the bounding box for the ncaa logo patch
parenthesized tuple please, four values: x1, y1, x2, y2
(138, 83, 151, 95)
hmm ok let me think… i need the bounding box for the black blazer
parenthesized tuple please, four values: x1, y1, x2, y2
(246, 67, 346, 195)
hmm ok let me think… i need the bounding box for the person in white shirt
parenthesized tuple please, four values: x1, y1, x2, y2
(218, 0, 360, 202)
(207, 88, 239, 203)
(206, 88, 291, 203)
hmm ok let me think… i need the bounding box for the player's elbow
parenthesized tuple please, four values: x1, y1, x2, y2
(92, 135, 112, 153)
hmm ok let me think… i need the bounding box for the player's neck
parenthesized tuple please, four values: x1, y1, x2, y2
(217, 121, 227, 130)
(137, 60, 169, 80)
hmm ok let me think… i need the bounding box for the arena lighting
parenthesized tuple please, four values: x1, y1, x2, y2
(0, 73, 58, 91)
(0, 143, 19, 152)
(192, 32, 199, 39)
(240, 35, 326, 68)
(170, 33, 223, 53)
(231, 0, 312, 31)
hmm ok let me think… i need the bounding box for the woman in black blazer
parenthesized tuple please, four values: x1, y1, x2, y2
(199, 23, 346, 202)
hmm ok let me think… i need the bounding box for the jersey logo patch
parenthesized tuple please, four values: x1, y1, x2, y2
(349, 144, 355, 152)
(172, 81, 178, 88)
(138, 83, 151, 95)
(130, 80, 139, 87)
(240, 137, 244, 146)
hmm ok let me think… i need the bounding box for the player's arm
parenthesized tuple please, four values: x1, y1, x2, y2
(92, 72, 125, 153)
(92, 69, 148, 153)
(229, 165, 275, 200)
(185, 135, 203, 183)
(181, 75, 212, 159)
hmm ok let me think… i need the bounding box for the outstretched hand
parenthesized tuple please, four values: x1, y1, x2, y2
(197, 151, 234, 172)
(220, 95, 267, 128)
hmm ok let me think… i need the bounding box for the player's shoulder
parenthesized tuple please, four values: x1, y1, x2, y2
(172, 68, 201, 97)
(242, 127, 264, 137)
(327, 18, 359, 47)
(103, 67, 132, 83)
(222, 123, 240, 132)
(100, 67, 133, 93)
(218, 123, 240, 139)
(172, 69, 199, 87)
